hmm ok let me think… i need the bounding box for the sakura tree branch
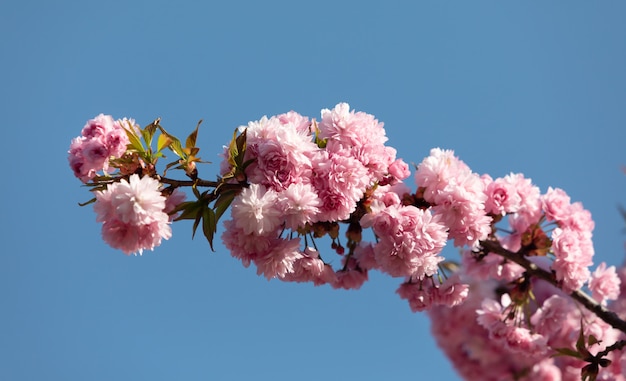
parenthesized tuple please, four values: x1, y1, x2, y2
(480, 239, 626, 335)
(157, 176, 220, 188)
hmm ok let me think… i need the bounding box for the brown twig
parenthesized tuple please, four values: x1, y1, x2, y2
(480, 239, 626, 334)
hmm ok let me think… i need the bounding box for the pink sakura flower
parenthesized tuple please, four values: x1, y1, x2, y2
(461, 250, 525, 282)
(253, 237, 303, 280)
(276, 110, 311, 135)
(277, 182, 321, 230)
(352, 242, 380, 271)
(318, 103, 396, 182)
(282, 247, 337, 286)
(331, 256, 368, 290)
(562, 201, 595, 236)
(526, 360, 562, 381)
(428, 279, 540, 380)
(230, 184, 283, 236)
(589, 262, 621, 303)
(530, 295, 575, 343)
(235, 115, 318, 191)
(362, 205, 448, 278)
(221, 220, 272, 267)
(483, 174, 523, 215)
(508, 173, 542, 223)
(414, 148, 471, 202)
(101, 219, 171, 255)
(551, 227, 593, 292)
(318, 102, 388, 153)
(163, 188, 187, 221)
(93, 174, 171, 255)
(387, 158, 411, 181)
(307, 151, 365, 222)
(415, 149, 492, 248)
(476, 296, 548, 358)
(94, 174, 167, 225)
(397, 274, 469, 312)
(542, 187, 572, 222)
(68, 114, 132, 183)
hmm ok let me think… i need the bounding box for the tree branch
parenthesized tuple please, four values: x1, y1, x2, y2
(480, 239, 626, 334)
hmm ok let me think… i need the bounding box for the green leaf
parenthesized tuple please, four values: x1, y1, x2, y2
(202, 207, 217, 250)
(143, 118, 159, 147)
(186, 120, 202, 149)
(587, 335, 601, 347)
(552, 347, 582, 359)
(173, 201, 203, 221)
(157, 133, 172, 152)
(124, 126, 145, 153)
(157, 125, 185, 158)
(78, 197, 97, 207)
(169, 138, 185, 158)
(214, 190, 236, 221)
(191, 213, 202, 239)
(227, 129, 240, 167)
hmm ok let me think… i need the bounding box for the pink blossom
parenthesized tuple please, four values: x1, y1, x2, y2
(318, 103, 388, 153)
(530, 295, 575, 343)
(94, 174, 167, 225)
(68, 114, 132, 183)
(589, 262, 621, 303)
(101, 219, 171, 255)
(476, 297, 548, 358)
(331, 258, 368, 290)
(542, 187, 572, 222)
(233, 115, 318, 191)
(352, 242, 380, 271)
(387, 158, 411, 181)
(551, 227, 593, 292)
(462, 250, 525, 282)
(319, 103, 395, 182)
(221, 220, 268, 267)
(277, 182, 321, 230)
(414, 148, 471, 202)
(562, 201, 595, 235)
(508, 173, 542, 224)
(282, 247, 331, 285)
(93, 174, 171, 255)
(81, 113, 117, 139)
(397, 275, 469, 312)
(163, 189, 187, 221)
(230, 184, 282, 236)
(415, 149, 491, 248)
(254, 237, 303, 280)
(276, 110, 311, 135)
(363, 205, 448, 278)
(484, 174, 523, 215)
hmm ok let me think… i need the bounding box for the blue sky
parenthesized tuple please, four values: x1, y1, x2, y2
(2, 1, 626, 380)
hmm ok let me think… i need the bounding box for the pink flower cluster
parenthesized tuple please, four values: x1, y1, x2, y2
(68, 114, 134, 182)
(359, 194, 448, 279)
(221, 104, 410, 286)
(415, 148, 492, 248)
(93, 174, 184, 255)
(430, 275, 626, 381)
(542, 187, 596, 292)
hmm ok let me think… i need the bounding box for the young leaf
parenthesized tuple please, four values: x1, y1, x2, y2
(191, 212, 202, 239)
(157, 133, 173, 153)
(173, 201, 203, 221)
(214, 190, 236, 222)
(124, 126, 145, 153)
(186, 120, 202, 149)
(202, 207, 217, 250)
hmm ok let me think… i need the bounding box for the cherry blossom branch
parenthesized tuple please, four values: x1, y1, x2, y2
(157, 176, 221, 188)
(480, 239, 626, 334)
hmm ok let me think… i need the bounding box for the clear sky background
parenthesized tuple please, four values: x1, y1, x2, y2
(2, 1, 626, 380)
